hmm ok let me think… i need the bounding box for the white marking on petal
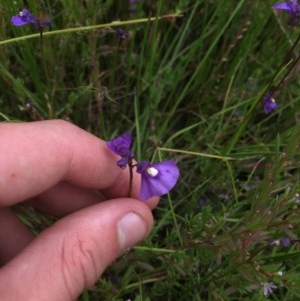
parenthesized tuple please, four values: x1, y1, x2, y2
(19, 11, 23, 16)
(146, 167, 159, 177)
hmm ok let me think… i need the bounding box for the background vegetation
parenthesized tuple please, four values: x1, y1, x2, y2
(1, 0, 300, 300)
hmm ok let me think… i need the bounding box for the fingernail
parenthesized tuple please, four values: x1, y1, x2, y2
(118, 212, 148, 250)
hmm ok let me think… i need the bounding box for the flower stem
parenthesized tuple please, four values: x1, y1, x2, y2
(128, 164, 133, 198)
(267, 31, 300, 93)
(128, 163, 134, 198)
(39, 28, 54, 117)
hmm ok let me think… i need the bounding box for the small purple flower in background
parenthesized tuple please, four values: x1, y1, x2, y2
(280, 237, 291, 247)
(272, 0, 300, 24)
(129, 0, 138, 14)
(263, 93, 277, 114)
(263, 282, 278, 296)
(106, 132, 135, 168)
(115, 28, 129, 40)
(269, 237, 292, 247)
(136, 160, 179, 201)
(11, 9, 36, 27)
(11, 9, 51, 29)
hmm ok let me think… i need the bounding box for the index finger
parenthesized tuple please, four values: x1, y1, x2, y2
(0, 120, 140, 206)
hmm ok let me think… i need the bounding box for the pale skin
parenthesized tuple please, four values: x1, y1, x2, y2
(0, 120, 158, 301)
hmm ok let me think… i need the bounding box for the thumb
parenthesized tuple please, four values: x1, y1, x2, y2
(0, 199, 153, 301)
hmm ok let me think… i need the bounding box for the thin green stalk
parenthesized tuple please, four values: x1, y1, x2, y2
(0, 14, 182, 46)
(157, 147, 258, 161)
(225, 160, 238, 204)
(157, 149, 183, 246)
(134, 91, 141, 161)
(225, 96, 261, 155)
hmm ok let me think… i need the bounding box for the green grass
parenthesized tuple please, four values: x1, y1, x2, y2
(1, 0, 300, 300)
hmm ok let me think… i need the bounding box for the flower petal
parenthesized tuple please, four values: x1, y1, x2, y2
(106, 132, 132, 156)
(11, 15, 28, 26)
(263, 93, 277, 114)
(106, 132, 135, 168)
(272, 2, 292, 10)
(138, 160, 179, 201)
(11, 9, 37, 27)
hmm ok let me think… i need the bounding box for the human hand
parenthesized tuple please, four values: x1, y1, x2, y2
(0, 120, 158, 300)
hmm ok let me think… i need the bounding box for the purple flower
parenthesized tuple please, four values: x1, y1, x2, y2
(128, 7, 137, 14)
(106, 133, 180, 201)
(115, 28, 129, 40)
(136, 160, 179, 201)
(129, 0, 138, 14)
(263, 93, 277, 114)
(269, 237, 292, 247)
(106, 132, 135, 168)
(263, 282, 277, 296)
(272, 0, 300, 24)
(280, 237, 291, 247)
(11, 9, 51, 29)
